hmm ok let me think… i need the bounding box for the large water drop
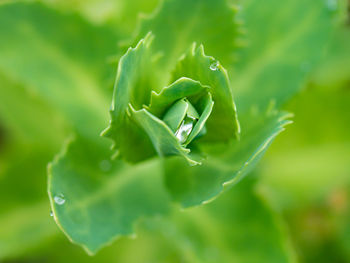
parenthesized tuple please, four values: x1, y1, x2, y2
(175, 120, 194, 144)
(54, 194, 65, 205)
(210, 61, 219, 71)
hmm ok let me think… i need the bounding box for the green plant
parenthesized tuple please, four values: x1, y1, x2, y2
(0, 0, 348, 262)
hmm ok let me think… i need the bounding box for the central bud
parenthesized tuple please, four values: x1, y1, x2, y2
(162, 98, 205, 144)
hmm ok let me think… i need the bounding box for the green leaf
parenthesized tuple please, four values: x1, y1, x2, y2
(0, 202, 58, 259)
(0, 73, 66, 149)
(44, 0, 160, 36)
(147, 77, 208, 117)
(146, 77, 213, 147)
(312, 27, 350, 87)
(102, 33, 157, 162)
(164, 108, 292, 207)
(129, 105, 200, 166)
(0, 147, 60, 259)
(103, 37, 222, 165)
(133, 177, 296, 263)
(0, 2, 121, 257)
(5, 179, 296, 263)
(185, 93, 213, 145)
(232, 0, 334, 112)
(172, 44, 240, 140)
(162, 99, 192, 132)
(260, 75, 350, 209)
(48, 136, 171, 254)
(0, 2, 120, 139)
(134, 0, 242, 80)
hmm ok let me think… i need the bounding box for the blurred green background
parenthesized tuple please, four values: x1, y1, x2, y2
(0, 0, 349, 262)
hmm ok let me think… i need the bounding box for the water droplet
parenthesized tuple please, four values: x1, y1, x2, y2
(325, 0, 338, 11)
(54, 194, 65, 205)
(175, 120, 194, 144)
(50, 211, 54, 217)
(210, 61, 219, 71)
(99, 159, 112, 172)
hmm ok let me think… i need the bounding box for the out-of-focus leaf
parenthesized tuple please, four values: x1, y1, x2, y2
(312, 27, 350, 87)
(44, 0, 159, 36)
(0, 2, 121, 258)
(260, 73, 350, 209)
(258, 29, 350, 261)
(151, 177, 296, 263)
(0, 202, 58, 259)
(134, 0, 242, 82)
(0, 2, 120, 138)
(0, 70, 67, 260)
(164, 108, 292, 207)
(0, 73, 67, 148)
(0, 147, 60, 259)
(232, 0, 334, 112)
(109, 178, 296, 263)
(48, 136, 171, 255)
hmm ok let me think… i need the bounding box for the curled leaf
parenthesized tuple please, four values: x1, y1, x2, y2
(103, 34, 239, 165)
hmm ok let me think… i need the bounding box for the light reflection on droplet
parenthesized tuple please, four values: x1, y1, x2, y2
(54, 194, 65, 205)
(175, 121, 194, 144)
(210, 61, 219, 71)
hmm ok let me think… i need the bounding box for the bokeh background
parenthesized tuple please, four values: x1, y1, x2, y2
(0, 0, 349, 262)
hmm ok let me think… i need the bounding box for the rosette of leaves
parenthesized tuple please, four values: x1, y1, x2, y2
(102, 33, 240, 166)
(15, 0, 330, 256)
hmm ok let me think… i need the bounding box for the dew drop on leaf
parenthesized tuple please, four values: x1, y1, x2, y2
(50, 211, 54, 217)
(175, 120, 194, 144)
(54, 194, 66, 205)
(209, 61, 219, 71)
